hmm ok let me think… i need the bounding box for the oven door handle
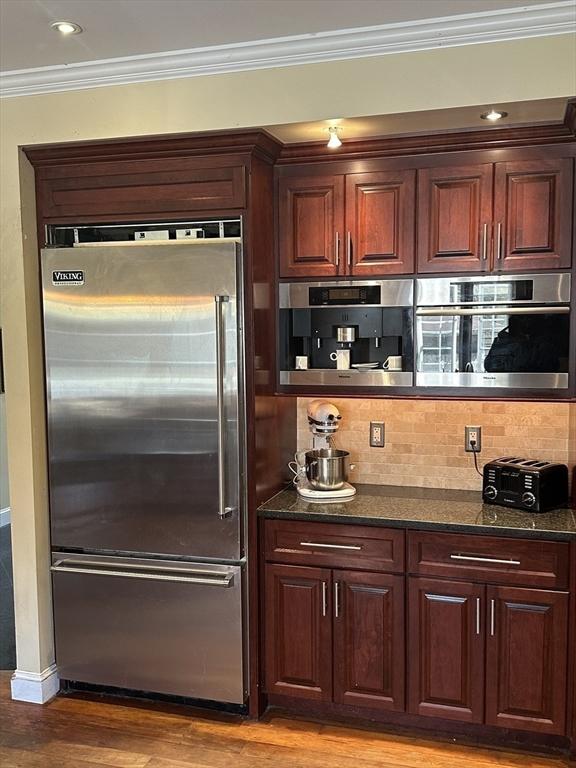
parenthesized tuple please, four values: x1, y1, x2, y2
(416, 306, 569, 317)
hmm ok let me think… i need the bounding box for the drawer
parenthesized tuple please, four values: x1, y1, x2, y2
(263, 519, 404, 573)
(407, 531, 570, 590)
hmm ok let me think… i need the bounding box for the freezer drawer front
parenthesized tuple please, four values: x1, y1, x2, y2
(41, 243, 242, 561)
(52, 557, 245, 704)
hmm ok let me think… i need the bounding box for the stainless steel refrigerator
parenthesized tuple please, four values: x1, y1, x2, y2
(41, 241, 247, 704)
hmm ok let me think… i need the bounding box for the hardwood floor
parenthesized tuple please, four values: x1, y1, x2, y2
(0, 672, 571, 768)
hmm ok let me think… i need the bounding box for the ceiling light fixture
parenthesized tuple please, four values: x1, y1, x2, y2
(51, 21, 83, 35)
(327, 126, 342, 149)
(480, 109, 508, 122)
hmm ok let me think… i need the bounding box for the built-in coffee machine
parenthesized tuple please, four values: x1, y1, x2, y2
(279, 280, 413, 387)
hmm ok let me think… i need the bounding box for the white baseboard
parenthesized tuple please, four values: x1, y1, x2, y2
(11, 664, 59, 704)
(0, 507, 10, 527)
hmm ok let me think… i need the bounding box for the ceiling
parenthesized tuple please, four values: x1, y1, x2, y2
(265, 98, 570, 144)
(0, 0, 557, 72)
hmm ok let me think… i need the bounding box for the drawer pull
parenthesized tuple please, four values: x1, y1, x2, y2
(490, 598, 496, 636)
(450, 554, 520, 566)
(334, 582, 341, 618)
(321, 581, 328, 617)
(300, 542, 362, 551)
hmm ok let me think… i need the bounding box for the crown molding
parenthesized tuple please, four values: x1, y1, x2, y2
(1, 2, 575, 99)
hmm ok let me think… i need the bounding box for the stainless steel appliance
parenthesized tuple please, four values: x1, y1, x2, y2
(415, 273, 571, 389)
(279, 280, 414, 387)
(303, 448, 351, 491)
(41, 240, 247, 704)
(482, 457, 569, 512)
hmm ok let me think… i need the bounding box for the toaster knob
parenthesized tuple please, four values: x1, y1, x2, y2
(484, 485, 498, 500)
(522, 492, 536, 508)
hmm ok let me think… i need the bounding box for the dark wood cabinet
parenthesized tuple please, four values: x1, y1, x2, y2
(408, 577, 485, 723)
(485, 586, 569, 734)
(278, 175, 344, 278)
(417, 164, 493, 274)
(345, 170, 416, 276)
(493, 159, 573, 271)
(264, 563, 332, 701)
(278, 170, 415, 278)
(333, 570, 405, 711)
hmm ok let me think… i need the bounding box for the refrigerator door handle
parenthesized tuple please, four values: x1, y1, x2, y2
(51, 561, 234, 587)
(215, 294, 233, 519)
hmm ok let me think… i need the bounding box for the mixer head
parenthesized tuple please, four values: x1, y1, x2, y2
(307, 399, 342, 436)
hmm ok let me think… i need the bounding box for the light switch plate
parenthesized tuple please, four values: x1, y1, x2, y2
(370, 421, 385, 448)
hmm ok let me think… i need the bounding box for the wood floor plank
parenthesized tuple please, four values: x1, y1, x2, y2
(0, 673, 570, 768)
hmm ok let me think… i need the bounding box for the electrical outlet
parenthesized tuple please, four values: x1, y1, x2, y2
(465, 425, 482, 453)
(370, 421, 385, 448)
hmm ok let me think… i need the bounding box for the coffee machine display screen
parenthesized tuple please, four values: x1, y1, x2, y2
(309, 286, 381, 305)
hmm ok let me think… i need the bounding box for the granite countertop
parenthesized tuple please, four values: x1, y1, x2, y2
(258, 484, 576, 541)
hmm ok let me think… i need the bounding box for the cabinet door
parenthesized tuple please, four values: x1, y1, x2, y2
(346, 170, 415, 275)
(417, 164, 493, 273)
(408, 577, 485, 723)
(264, 564, 332, 701)
(486, 586, 569, 735)
(494, 159, 573, 271)
(278, 175, 344, 278)
(333, 571, 404, 711)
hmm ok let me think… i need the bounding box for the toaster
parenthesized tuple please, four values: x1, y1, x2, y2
(482, 457, 569, 512)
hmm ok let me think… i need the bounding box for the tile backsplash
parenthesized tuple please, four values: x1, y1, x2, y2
(297, 398, 575, 492)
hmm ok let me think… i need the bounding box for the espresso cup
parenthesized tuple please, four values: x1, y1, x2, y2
(295, 355, 309, 370)
(330, 349, 351, 370)
(383, 355, 402, 371)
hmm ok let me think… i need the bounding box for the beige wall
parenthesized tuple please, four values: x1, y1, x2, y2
(1, 34, 575, 679)
(297, 399, 574, 491)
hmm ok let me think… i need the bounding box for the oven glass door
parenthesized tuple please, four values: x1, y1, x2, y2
(416, 307, 570, 388)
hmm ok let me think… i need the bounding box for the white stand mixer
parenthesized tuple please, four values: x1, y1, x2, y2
(289, 400, 356, 501)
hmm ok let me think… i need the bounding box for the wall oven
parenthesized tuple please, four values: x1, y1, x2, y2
(415, 273, 571, 389)
(279, 280, 413, 387)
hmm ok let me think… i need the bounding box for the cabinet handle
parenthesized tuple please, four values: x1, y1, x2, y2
(334, 582, 340, 618)
(495, 222, 502, 261)
(346, 231, 352, 269)
(321, 581, 327, 617)
(481, 223, 488, 261)
(335, 231, 340, 267)
(450, 554, 520, 566)
(490, 598, 496, 636)
(476, 597, 481, 635)
(300, 542, 362, 551)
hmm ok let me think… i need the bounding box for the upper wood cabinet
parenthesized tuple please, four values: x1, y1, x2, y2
(278, 175, 344, 278)
(493, 159, 573, 271)
(278, 171, 415, 278)
(417, 157, 573, 274)
(417, 164, 493, 274)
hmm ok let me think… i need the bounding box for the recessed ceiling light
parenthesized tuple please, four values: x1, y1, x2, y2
(480, 109, 508, 122)
(51, 21, 83, 35)
(327, 126, 342, 149)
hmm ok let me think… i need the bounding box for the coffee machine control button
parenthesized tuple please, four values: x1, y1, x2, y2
(522, 492, 536, 508)
(484, 485, 498, 500)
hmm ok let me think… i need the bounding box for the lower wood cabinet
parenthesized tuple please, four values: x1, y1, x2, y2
(264, 563, 405, 711)
(408, 577, 569, 735)
(485, 585, 569, 735)
(408, 577, 485, 723)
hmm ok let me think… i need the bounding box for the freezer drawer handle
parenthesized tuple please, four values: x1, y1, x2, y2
(215, 294, 233, 519)
(51, 562, 234, 587)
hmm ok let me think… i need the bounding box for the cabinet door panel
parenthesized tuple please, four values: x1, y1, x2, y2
(486, 586, 569, 734)
(278, 175, 344, 278)
(264, 564, 332, 700)
(408, 577, 485, 722)
(494, 159, 573, 271)
(334, 571, 405, 711)
(346, 171, 415, 275)
(417, 165, 493, 273)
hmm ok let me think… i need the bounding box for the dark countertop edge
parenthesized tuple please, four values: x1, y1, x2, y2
(257, 507, 576, 542)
